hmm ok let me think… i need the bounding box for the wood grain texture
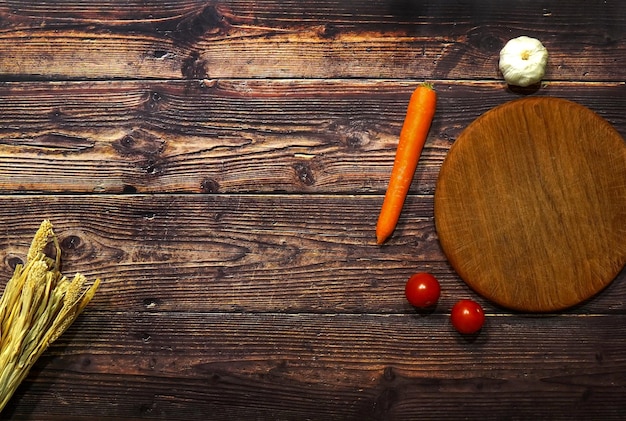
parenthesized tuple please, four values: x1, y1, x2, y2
(3, 313, 626, 420)
(0, 80, 623, 194)
(435, 97, 626, 311)
(0, 195, 622, 317)
(0, 1, 624, 80)
(0, 0, 624, 419)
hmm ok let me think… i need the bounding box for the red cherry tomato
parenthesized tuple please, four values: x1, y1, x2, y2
(405, 272, 441, 308)
(450, 299, 485, 334)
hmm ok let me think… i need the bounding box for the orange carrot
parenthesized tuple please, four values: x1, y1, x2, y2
(376, 83, 437, 244)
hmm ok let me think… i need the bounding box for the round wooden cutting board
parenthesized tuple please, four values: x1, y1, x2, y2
(434, 97, 626, 312)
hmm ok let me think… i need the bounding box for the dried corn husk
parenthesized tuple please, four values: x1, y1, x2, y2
(0, 220, 100, 412)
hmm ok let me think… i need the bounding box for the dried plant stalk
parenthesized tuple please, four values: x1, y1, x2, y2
(0, 220, 101, 412)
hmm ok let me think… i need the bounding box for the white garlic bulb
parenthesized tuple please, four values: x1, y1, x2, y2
(499, 36, 548, 87)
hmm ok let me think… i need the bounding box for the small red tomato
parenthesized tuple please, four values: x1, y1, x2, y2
(450, 299, 485, 334)
(405, 272, 441, 308)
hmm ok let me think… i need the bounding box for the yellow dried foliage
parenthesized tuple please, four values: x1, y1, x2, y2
(0, 220, 100, 412)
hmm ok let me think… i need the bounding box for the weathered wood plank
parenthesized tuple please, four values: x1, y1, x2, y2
(3, 312, 626, 420)
(0, 2, 624, 420)
(0, 80, 623, 194)
(0, 194, 622, 315)
(0, 0, 623, 80)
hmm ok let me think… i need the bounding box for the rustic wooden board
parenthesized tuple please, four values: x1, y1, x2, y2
(0, 1, 624, 80)
(0, 194, 623, 316)
(0, 80, 623, 194)
(435, 97, 626, 312)
(0, 0, 624, 419)
(3, 313, 626, 420)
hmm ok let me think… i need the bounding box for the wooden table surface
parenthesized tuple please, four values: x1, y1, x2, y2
(0, 1, 624, 420)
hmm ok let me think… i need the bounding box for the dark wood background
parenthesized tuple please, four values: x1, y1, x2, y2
(0, 1, 624, 419)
